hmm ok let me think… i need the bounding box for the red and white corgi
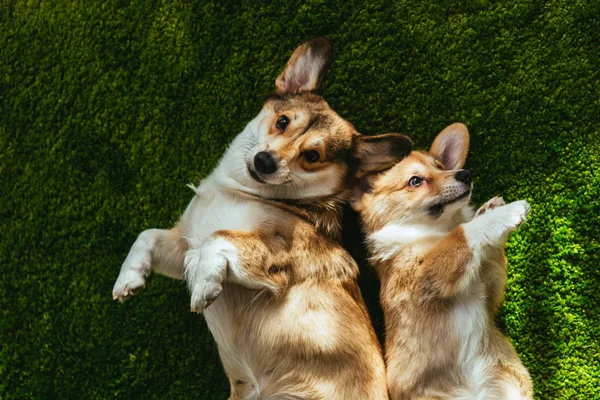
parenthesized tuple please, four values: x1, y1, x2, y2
(113, 38, 412, 399)
(353, 123, 533, 399)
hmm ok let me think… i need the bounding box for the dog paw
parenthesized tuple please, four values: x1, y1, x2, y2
(499, 200, 530, 230)
(185, 240, 232, 313)
(475, 196, 505, 217)
(112, 269, 146, 302)
(190, 279, 223, 313)
(464, 200, 530, 247)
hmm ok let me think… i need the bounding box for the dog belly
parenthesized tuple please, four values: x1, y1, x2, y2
(202, 287, 257, 382)
(202, 286, 295, 398)
(202, 283, 385, 399)
(202, 284, 321, 383)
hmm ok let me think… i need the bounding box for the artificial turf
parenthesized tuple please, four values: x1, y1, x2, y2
(1, 0, 599, 398)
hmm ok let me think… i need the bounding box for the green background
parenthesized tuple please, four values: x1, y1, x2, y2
(2, 0, 599, 398)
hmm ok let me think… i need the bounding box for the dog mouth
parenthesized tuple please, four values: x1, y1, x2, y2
(445, 188, 471, 205)
(247, 167, 266, 184)
(427, 189, 471, 217)
(246, 163, 294, 186)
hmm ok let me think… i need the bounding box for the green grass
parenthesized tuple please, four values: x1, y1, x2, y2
(1, 0, 599, 398)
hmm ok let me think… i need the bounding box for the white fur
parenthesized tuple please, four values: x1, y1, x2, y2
(113, 108, 322, 304)
(463, 200, 529, 249)
(449, 200, 530, 400)
(452, 294, 490, 399)
(186, 235, 279, 312)
(113, 228, 169, 300)
(185, 237, 232, 312)
(368, 224, 442, 261)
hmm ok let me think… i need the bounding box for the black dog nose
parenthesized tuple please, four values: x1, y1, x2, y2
(455, 169, 472, 184)
(254, 152, 277, 174)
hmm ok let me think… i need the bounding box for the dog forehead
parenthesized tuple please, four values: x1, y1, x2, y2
(267, 92, 329, 114)
(390, 152, 431, 175)
(266, 95, 354, 146)
(412, 151, 439, 166)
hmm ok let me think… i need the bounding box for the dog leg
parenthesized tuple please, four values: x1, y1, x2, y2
(112, 226, 187, 301)
(186, 230, 288, 313)
(417, 200, 529, 299)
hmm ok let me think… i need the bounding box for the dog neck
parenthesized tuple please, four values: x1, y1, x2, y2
(225, 185, 348, 241)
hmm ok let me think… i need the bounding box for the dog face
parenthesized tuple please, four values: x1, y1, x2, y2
(354, 123, 471, 230)
(226, 38, 412, 199)
(246, 93, 356, 190)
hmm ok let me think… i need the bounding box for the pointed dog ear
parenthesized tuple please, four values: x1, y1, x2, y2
(275, 37, 332, 95)
(429, 123, 470, 170)
(353, 133, 412, 177)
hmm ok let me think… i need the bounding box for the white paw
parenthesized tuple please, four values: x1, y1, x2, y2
(464, 200, 529, 247)
(112, 269, 147, 302)
(475, 196, 505, 217)
(189, 274, 223, 313)
(185, 237, 237, 313)
(496, 200, 530, 232)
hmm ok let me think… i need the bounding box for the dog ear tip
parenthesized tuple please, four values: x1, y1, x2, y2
(309, 36, 331, 46)
(444, 123, 470, 139)
(389, 134, 413, 155)
(307, 37, 332, 58)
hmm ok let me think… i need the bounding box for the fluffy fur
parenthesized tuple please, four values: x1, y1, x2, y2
(112, 38, 411, 399)
(354, 123, 533, 399)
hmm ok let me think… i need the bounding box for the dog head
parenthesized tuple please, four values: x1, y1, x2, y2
(353, 123, 472, 231)
(225, 38, 412, 199)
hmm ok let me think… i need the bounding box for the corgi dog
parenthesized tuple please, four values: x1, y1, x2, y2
(112, 38, 412, 399)
(352, 123, 533, 399)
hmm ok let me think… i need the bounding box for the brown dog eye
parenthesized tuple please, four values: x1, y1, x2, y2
(304, 150, 320, 163)
(408, 176, 423, 186)
(276, 115, 290, 131)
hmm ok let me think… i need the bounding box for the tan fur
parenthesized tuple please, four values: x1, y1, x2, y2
(355, 124, 533, 399)
(113, 38, 412, 399)
(203, 199, 387, 399)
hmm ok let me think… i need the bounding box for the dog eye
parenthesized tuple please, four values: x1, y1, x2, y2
(276, 115, 290, 131)
(408, 176, 423, 186)
(303, 150, 320, 163)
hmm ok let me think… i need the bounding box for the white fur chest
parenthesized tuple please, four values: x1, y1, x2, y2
(180, 184, 274, 393)
(453, 286, 487, 360)
(452, 284, 491, 398)
(181, 187, 267, 248)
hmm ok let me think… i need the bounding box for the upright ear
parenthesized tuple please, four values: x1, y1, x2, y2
(429, 123, 470, 170)
(275, 38, 332, 95)
(353, 133, 412, 177)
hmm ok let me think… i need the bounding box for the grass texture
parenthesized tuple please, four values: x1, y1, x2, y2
(1, 0, 599, 398)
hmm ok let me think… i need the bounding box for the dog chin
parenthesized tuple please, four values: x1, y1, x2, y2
(246, 167, 292, 187)
(441, 190, 472, 214)
(247, 168, 267, 184)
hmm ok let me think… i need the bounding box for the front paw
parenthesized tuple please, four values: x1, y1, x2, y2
(464, 200, 530, 247)
(497, 200, 530, 232)
(185, 239, 233, 313)
(475, 196, 505, 217)
(113, 269, 146, 302)
(190, 279, 223, 313)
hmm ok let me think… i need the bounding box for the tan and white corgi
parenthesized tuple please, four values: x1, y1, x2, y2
(352, 123, 533, 399)
(112, 38, 412, 399)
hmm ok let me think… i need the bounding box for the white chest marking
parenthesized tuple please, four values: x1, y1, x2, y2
(368, 224, 441, 261)
(182, 191, 268, 248)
